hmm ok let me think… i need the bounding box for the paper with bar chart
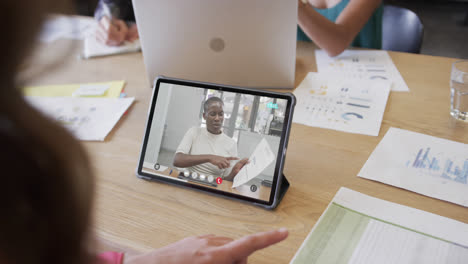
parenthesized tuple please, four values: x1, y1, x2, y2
(315, 50, 409, 92)
(358, 127, 468, 207)
(290, 188, 468, 264)
(293, 72, 391, 136)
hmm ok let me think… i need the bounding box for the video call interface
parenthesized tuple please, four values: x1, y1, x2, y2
(141, 82, 289, 202)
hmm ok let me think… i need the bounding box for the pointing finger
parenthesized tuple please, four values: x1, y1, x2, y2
(240, 158, 249, 164)
(221, 228, 288, 260)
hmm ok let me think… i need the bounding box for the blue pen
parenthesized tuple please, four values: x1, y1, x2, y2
(169, 169, 173, 175)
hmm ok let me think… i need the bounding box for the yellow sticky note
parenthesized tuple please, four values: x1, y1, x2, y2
(23, 80, 126, 98)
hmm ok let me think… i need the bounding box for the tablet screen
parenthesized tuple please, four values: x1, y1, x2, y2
(138, 78, 293, 205)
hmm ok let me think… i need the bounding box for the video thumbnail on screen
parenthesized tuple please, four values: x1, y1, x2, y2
(141, 82, 288, 202)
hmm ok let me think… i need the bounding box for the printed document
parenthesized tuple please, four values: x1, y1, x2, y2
(26, 97, 134, 141)
(23, 81, 125, 98)
(293, 72, 391, 136)
(358, 127, 468, 207)
(82, 35, 141, 59)
(39, 15, 95, 43)
(232, 138, 275, 188)
(315, 50, 409, 92)
(290, 188, 468, 264)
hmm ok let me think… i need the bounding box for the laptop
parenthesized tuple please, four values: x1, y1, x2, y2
(132, 0, 297, 89)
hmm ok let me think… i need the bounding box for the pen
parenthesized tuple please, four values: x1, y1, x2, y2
(102, 3, 116, 21)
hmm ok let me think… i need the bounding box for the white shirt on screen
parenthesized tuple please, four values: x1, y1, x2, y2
(176, 126, 237, 178)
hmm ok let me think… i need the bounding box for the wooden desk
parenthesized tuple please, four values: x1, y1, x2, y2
(25, 40, 468, 263)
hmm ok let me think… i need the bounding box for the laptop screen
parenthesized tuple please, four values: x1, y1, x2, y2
(139, 79, 292, 203)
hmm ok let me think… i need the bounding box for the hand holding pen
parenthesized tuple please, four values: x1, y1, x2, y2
(95, 3, 139, 46)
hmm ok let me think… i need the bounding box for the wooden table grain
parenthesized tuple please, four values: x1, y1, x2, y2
(24, 40, 468, 263)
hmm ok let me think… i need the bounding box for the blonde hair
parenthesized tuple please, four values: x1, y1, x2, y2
(0, 0, 95, 263)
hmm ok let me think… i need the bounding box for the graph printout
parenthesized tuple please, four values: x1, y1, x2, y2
(290, 188, 468, 264)
(315, 50, 409, 92)
(232, 138, 275, 188)
(293, 72, 391, 136)
(358, 127, 468, 207)
(26, 96, 135, 141)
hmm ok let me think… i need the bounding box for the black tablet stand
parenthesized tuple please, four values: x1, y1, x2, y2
(277, 174, 290, 204)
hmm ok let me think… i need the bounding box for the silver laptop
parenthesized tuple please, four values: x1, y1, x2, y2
(133, 0, 297, 89)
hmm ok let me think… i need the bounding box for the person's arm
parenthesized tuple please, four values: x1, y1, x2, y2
(123, 228, 288, 264)
(173, 153, 238, 170)
(224, 158, 249, 181)
(173, 127, 238, 170)
(98, 252, 124, 264)
(298, 0, 381, 56)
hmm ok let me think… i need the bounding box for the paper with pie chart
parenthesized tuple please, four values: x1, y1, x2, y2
(232, 138, 275, 188)
(293, 72, 391, 136)
(315, 49, 409, 92)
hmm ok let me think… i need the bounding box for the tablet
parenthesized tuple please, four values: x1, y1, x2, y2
(136, 76, 295, 209)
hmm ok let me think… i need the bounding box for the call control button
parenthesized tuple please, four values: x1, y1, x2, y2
(250, 185, 258, 192)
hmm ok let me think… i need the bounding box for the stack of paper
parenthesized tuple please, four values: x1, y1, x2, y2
(23, 81, 133, 141)
(291, 188, 468, 264)
(293, 72, 391, 136)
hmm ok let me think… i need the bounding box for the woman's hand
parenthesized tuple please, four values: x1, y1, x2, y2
(96, 16, 132, 46)
(209, 155, 238, 169)
(228, 158, 249, 180)
(125, 23, 139, 42)
(124, 228, 288, 264)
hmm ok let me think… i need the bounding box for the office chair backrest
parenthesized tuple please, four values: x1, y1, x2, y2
(382, 5, 424, 54)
